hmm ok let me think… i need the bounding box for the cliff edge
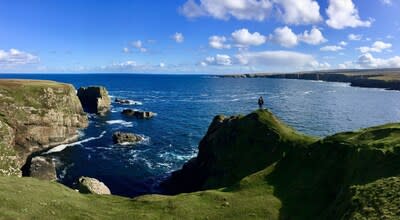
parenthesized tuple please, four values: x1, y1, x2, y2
(0, 79, 88, 176)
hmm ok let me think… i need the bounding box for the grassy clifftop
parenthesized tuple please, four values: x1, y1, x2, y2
(0, 109, 399, 219)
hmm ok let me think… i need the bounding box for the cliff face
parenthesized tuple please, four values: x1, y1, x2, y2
(0, 80, 88, 176)
(162, 110, 315, 193)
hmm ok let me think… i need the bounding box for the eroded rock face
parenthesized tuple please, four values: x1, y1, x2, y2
(29, 156, 57, 181)
(0, 79, 88, 176)
(112, 132, 143, 144)
(0, 121, 21, 177)
(78, 177, 111, 195)
(77, 86, 111, 115)
(121, 109, 155, 119)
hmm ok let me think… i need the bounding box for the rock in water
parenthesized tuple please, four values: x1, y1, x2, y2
(115, 98, 130, 104)
(112, 132, 143, 144)
(78, 177, 111, 195)
(77, 86, 111, 115)
(29, 156, 57, 181)
(121, 109, 154, 119)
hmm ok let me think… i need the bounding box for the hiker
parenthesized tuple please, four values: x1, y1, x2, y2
(258, 96, 264, 109)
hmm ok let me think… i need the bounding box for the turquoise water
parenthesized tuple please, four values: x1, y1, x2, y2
(1, 74, 400, 197)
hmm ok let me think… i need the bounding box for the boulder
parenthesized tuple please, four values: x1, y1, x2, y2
(121, 109, 155, 119)
(78, 177, 111, 195)
(29, 156, 57, 181)
(115, 98, 130, 104)
(112, 132, 143, 144)
(77, 86, 111, 115)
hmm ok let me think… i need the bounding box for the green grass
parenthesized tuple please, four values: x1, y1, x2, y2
(0, 109, 399, 219)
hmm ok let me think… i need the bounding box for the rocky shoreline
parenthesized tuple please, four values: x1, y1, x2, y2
(0, 79, 399, 219)
(219, 68, 400, 91)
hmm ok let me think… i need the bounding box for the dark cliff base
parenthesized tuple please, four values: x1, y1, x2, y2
(220, 68, 400, 91)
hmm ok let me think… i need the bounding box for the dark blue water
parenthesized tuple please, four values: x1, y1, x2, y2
(1, 74, 400, 197)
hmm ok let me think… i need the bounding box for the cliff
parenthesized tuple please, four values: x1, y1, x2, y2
(0, 80, 88, 176)
(162, 110, 315, 193)
(0, 109, 399, 219)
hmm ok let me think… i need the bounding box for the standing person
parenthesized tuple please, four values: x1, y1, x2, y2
(258, 96, 264, 109)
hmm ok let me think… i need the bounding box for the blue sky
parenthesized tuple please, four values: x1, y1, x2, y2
(0, 0, 399, 74)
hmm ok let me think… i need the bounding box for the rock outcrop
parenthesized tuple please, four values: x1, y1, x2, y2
(122, 109, 154, 119)
(77, 86, 111, 115)
(29, 156, 57, 181)
(0, 79, 88, 177)
(112, 132, 143, 144)
(78, 176, 111, 195)
(162, 109, 314, 194)
(115, 98, 130, 104)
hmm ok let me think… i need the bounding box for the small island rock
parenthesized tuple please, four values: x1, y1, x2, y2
(77, 86, 111, 115)
(121, 109, 155, 119)
(112, 132, 143, 144)
(78, 176, 111, 195)
(29, 156, 57, 181)
(115, 98, 131, 104)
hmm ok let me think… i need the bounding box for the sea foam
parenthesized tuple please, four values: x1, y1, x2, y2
(44, 131, 106, 154)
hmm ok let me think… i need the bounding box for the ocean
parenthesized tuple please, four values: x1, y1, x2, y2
(1, 74, 400, 197)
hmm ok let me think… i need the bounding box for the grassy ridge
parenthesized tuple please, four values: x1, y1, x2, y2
(0, 110, 399, 219)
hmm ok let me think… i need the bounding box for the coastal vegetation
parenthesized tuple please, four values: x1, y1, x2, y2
(0, 80, 399, 219)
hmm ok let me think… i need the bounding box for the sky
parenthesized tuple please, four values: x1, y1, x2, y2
(0, 0, 399, 74)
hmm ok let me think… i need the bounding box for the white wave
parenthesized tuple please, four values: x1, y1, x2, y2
(304, 91, 312, 95)
(106, 120, 134, 127)
(128, 100, 143, 105)
(44, 131, 106, 154)
(158, 150, 197, 162)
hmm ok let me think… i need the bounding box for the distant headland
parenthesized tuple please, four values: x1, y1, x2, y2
(219, 68, 400, 91)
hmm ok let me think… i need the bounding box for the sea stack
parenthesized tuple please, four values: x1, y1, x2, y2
(77, 86, 111, 115)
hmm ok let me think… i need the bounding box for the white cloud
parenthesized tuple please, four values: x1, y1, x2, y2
(172, 32, 184, 43)
(338, 41, 347, 46)
(236, 50, 317, 68)
(0, 49, 39, 65)
(208, 35, 231, 49)
(298, 27, 327, 45)
(271, 26, 326, 47)
(358, 53, 400, 68)
(326, 0, 372, 29)
(271, 26, 298, 48)
(203, 54, 232, 66)
(274, 0, 322, 25)
(348, 34, 362, 41)
(320, 45, 344, 51)
(357, 41, 392, 53)
(132, 40, 147, 52)
(123, 47, 130, 53)
(180, 0, 273, 21)
(159, 62, 166, 68)
(381, 0, 392, 5)
(232, 28, 266, 47)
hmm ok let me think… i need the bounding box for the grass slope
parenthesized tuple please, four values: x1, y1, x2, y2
(0, 110, 399, 219)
